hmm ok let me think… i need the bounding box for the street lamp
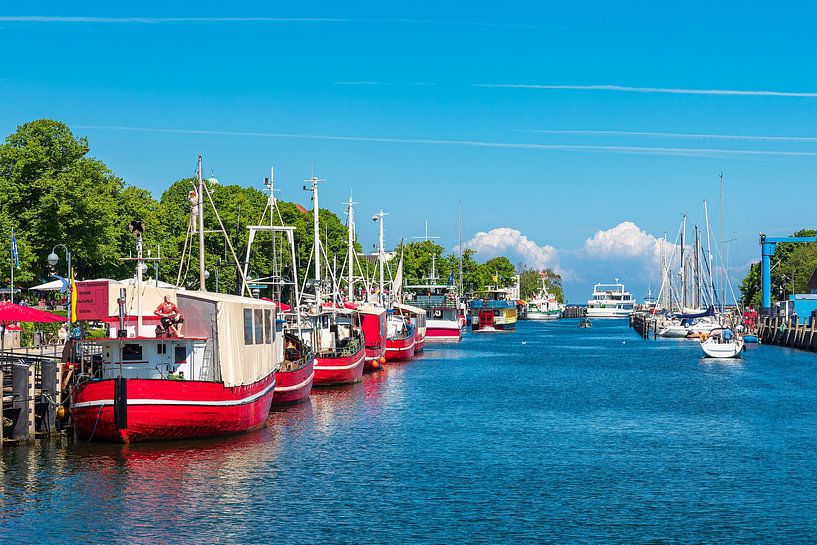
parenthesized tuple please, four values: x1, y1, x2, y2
(47, 244, 72, 323)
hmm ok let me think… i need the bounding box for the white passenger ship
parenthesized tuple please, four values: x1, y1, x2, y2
(586, 280, 634, 318)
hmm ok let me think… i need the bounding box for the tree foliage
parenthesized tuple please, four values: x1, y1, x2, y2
(0, 119, 527, 304)
(517, 265, 564, 302)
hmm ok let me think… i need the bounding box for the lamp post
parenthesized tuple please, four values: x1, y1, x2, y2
(47, 244, 71, 322)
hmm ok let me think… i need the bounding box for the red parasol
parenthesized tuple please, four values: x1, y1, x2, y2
(0, 301, 65, 351)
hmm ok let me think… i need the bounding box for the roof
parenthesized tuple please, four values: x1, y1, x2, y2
(808, 267, 817, 292)
(178, 290, 277, 307)
(394, 302, 426, 315)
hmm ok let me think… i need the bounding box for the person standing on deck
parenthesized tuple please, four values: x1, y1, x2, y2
(154, 295, 184, 338)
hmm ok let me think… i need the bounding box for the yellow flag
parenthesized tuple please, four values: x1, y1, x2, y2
(70, 269, 78, 323)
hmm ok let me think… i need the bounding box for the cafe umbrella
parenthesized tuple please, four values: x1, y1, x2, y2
(0, 301, 65, 352)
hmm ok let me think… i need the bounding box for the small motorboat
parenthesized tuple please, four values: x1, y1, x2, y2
(700, 327, 744, 358)
(743, 334, 759, 344)
(578, 318, 592, 329)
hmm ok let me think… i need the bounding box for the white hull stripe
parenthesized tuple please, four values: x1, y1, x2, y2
(274, 372, 315, 393)
(426, 337, 461, 342)
(314, 355, 365, 371)
(70, 379, 276, 410)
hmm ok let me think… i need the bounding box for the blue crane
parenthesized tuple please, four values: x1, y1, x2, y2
(759, 233, 817, 311)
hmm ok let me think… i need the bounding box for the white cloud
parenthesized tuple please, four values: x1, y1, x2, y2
(465, 227, 560, 271)
(584, 221, 660, 259)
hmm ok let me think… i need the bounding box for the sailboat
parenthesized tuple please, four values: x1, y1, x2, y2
(69, 156, 281, 442)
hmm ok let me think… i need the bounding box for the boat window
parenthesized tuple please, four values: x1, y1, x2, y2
(254, 309, 264, 345)
(244, 309, 254, 344)
(494, 310, 500, 317)
(265, 309, 273, 344)
(122, 344, 143, 361)
(175, 345, 188, 363)
(157, 343, 167, 355)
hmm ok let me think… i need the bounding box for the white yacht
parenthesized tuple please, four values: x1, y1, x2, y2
(586, 280, 634, 318)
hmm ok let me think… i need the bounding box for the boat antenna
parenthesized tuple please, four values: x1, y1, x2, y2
(197, 155, 207, 291)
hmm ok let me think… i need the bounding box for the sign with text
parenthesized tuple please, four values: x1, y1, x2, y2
(75, 281, 111, 320)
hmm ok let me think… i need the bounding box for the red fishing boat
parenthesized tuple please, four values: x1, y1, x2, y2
(312, 307, 366, 385)
(272, 332, 314, 405)
(69, 287, 281, 442)
(395, 303, 427, 355)
(385, 312, 415, 361)
(69, 158, 281, 442)
(357, 304, 387, 371)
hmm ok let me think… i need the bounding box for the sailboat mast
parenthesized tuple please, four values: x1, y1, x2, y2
(719, 172, 725, 309)
(704, 200, 715, 308)
(197, 155, 207, 292)
(680, 213, 686, 309)
(694, 225, 701, 308)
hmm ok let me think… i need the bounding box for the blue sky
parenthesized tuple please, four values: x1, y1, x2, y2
(2, 2, 817, 302)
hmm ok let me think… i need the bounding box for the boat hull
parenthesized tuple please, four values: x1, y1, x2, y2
(701, 339, 744, 358)
(313, 347, 366, 386)
(414, 332, 426, 355)
(425, 325, 462, 342)
(386, 336, 415, 361)
(70, 374, 276, 443)
(586, 309, 632, 318)
(526, 312, 560, 321)
(272, 357, 314, 405)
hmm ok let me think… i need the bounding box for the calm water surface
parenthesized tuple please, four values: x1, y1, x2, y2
(3, 319, 817, 543)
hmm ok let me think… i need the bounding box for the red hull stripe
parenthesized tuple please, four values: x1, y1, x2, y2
(70, 379, 276, 409)
(274, 372, 315, 393)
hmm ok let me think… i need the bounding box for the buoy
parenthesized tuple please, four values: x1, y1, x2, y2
(57, 406, 66, 419)
(371, 361, 380, 369)
(379, 356, 386, 364)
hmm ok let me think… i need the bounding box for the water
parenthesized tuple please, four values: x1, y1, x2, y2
(3, 319, 817, 543)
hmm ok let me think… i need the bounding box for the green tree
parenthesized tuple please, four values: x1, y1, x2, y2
(740, 229, 817, 306)
(0, 120, 125, 283)
(517, 265, 564, 302)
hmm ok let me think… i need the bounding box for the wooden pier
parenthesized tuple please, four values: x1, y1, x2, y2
(1, 345, 64, 446)
(757, 316, 817, 352)
(629, 312, 657, 339)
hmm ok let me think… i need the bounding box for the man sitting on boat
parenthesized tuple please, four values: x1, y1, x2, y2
(154, 295, 184, 338)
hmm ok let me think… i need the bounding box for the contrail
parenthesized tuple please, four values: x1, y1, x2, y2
(0, 16, 545, 29)
(474, 83, 817, 98)
(73, 125, 817, 159)
(521, 129, 817, 142)
(0, 16, 351, 23)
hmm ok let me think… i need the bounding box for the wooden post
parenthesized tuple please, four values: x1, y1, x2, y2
(809, 318, 816, 352)
(41, 360, 57, 436)
(12, 362, 29, 441)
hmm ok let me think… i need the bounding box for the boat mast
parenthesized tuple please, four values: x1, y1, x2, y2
(719, 172, 725, 310)
(458, 203, 463, 296)
(694, 225, 701, 309)
(376, 209, 386, 306)
(703, 200, 715, 309)
(197, 155, 207, 292)
(346, 194, 355, 301)
(307, 174, 322, 308)
(680, 213, 686, 309)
